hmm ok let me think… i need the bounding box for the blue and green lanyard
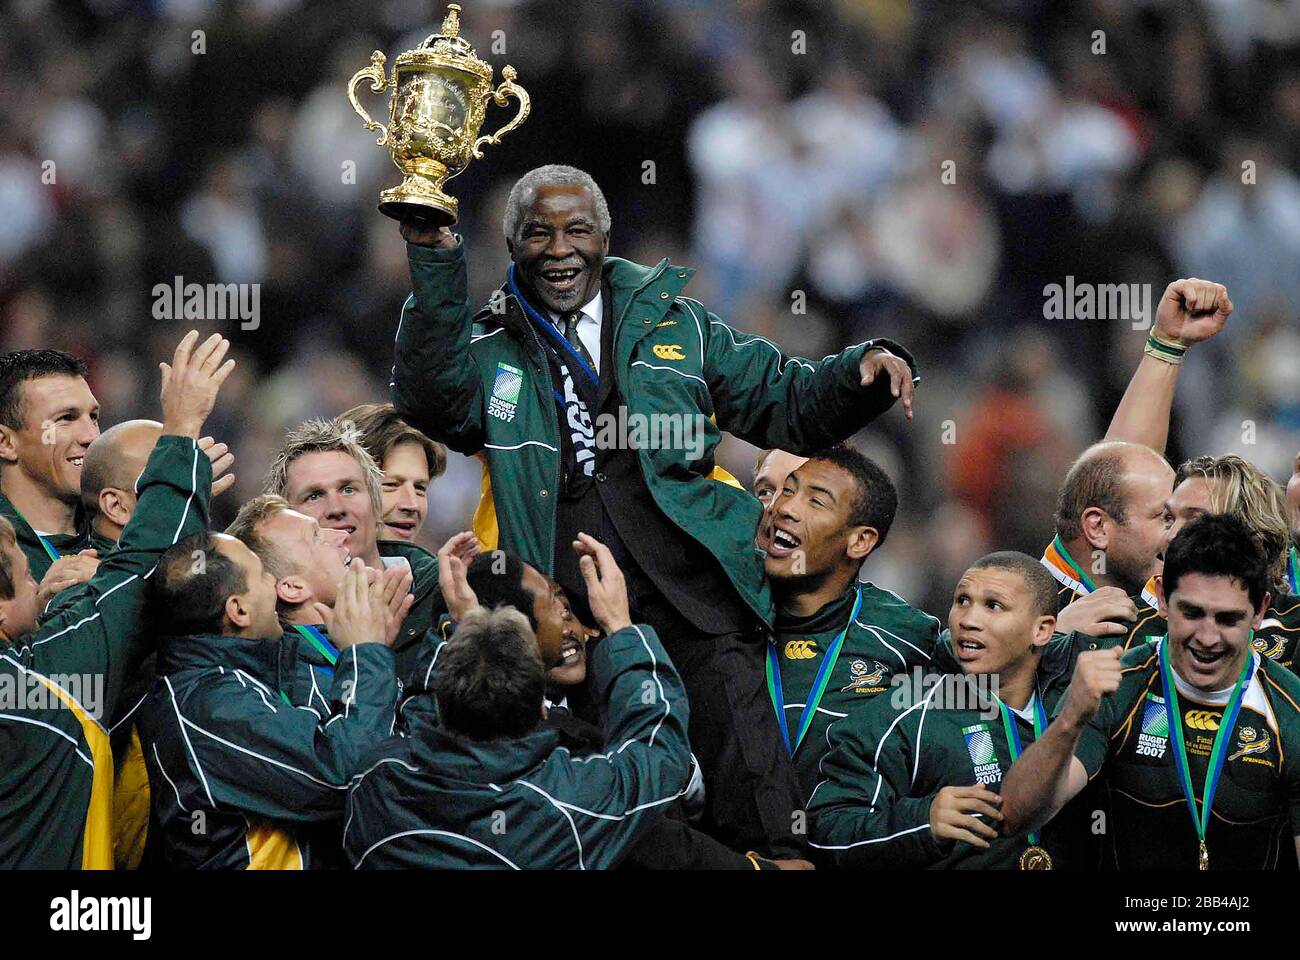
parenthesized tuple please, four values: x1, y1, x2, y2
(765, 585, 863, 756)
(1158, 636, 1255, 870)
(1287, 546, 1299, 596)
(997, 688, 1047, 847)
(279, 624, 340, 706)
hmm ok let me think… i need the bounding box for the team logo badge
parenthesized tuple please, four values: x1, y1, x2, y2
(783, 639, 819, 660)
(1251, 633, 1286, 660)
(1137, 693, 1168, 758)
(1184, 710, 1222, 731)
(1227, 725, 1272, 762)
(652, 343, 686, 361)
(963, 722, 1002, 785)
(488, 362, 523, 422)
(840, 659, 888, 695)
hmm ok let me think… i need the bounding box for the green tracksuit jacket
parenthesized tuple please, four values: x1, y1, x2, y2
(808, 630, 1117, 869)
(0, 491, 90, 584)
(0, 436, 211, 869)
(343, 623, 692, 869)
(136, 633, 399, 870)
(390, 240, 917, 625)
(771, 581, 941, 799)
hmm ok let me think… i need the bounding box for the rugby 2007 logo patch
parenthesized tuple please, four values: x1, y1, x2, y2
(488, 362, 523, 422)
(963, 722, 1002, 785)
(1137, 693, 1168, 758)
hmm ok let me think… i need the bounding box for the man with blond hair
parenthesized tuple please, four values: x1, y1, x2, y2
(1119, 454, 1300, 670)
(265, 417, 441, 677)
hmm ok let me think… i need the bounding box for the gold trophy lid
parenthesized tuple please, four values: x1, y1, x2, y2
(393, 4, 493, 81)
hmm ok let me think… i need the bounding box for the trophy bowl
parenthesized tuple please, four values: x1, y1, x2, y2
(347, 3, 530, 226)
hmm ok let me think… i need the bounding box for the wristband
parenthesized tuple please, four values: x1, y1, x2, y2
(1144, 331, 1187, 365)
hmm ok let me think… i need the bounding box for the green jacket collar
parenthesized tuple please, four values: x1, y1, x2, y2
(377, 539, 439, 602)
(775, 582, 857, 634)
(158, 632, 283, 683)
(412, 718, 562, 786)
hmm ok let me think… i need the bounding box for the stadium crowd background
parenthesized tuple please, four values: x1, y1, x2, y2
(1, 0, 1298, 617)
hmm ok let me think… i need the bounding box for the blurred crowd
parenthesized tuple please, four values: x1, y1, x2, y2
(2, 0, 1298, 617)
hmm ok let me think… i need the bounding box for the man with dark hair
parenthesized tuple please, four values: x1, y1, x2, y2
(759, 447, 941, 797)
(344, 534, 694, 869)
(136, 535, 409, 870)
(0, 331, 229, 869)
(393, 163, 919, 857)
(809, 551, 1107, 868)
(1117, 455, 1300, 669)
(340, 402, 446, 544)
(0, 349, 98, 587)
(1001, 514, 1300, 869)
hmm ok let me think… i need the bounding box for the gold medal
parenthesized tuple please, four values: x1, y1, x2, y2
(1019, 845, 1053, 870)
(1198, 840, 1209, 871)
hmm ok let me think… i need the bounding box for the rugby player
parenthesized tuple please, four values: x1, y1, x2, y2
(265, 417, 441, 677)
(1047, 278, 1232, 639)
(0, 331, 229, 869)
(757, 447, 940, 797)
(343, 534, 693, 869)
(1001, 514, 1300, 869)
(808, 552, 1107, 868)
(137, 545, 408, 869)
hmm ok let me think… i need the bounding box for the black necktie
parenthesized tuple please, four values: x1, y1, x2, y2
(562, 310, 597, 371)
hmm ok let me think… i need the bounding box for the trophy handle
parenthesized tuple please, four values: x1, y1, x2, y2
(471, 65, 531, 160)
(348, 50, 391, 146)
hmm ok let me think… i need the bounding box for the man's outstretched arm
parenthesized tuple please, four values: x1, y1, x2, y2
(390, 223, 486, 455)
(1000, 648, 1122, 835)
(701, 307, 918, 454)
(1105, 278, 1231, 452)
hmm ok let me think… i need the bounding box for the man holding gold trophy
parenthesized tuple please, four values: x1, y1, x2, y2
(353, 4, 920, 860)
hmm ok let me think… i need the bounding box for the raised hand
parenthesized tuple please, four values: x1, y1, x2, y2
(315, 559, 389, 650)
(1154, 278, 1232, 346)
(437, 531, 482, 622)
(198, 436, 236, 498)
(1061, 647, 1123, 727)
(399, 218, 459, 250)
(573, 532, 631, 635)
(860, 348, 916, 421)
(159, 331, 235, 439)
(376, 563, 415, 646)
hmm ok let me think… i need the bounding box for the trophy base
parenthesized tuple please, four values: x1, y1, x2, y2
(378, 176, 459, 227)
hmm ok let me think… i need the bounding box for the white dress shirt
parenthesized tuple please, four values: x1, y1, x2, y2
(547, 290, 603, 374)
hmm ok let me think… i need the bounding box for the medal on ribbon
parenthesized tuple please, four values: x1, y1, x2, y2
(1158, 635, 1255, 871)
(766, 584, 864, 756)
(998, 687, 1053, 870)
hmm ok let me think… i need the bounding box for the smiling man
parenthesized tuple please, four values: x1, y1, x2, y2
(808, 552, 1108, 869)
(266, 418, 440, 678)
(0, 350, 99, 583)
(392, 163, 919, 858)
(1000, 514, 1300, 870)
(1116, 455, 1300, 668)
(340, 402, 445, 544)
(757, 447, 940, 798)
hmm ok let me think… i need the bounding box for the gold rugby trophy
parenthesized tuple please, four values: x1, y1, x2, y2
(347, 3, 530, 225)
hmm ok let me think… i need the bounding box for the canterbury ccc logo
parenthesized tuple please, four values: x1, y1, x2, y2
(652, 343, 686, 361)
(784, 639, 820, 660)
(1184, 710, 1222, 731)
